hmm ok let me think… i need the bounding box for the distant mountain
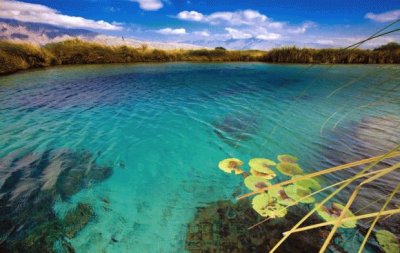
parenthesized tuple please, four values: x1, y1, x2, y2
(0, 18, 205, 50)
(186, 38, 283, 50)
(0, 18, 98, 43)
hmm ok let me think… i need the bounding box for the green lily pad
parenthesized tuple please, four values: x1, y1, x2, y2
(249, 158, 276, 172)
(315, 202, 356, 228)
(250, 167, 276, 180)
(268, 186, 296, 206)
(376, 230, 400, 253)
(284, 185, 315, 204)
(218, 158, 244, 174)
(252, 193, 287, 218)
(244, 175, 271, 191)
(292, 175, 321, 191)
(276, 162, 303, 176)
(277, 154, 298, 163)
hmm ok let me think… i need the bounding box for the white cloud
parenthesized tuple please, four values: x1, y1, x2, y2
(176, 9, 315, 43)
(177, 11, 204, 21)
(157, 28, 187, 35)
(365, 9, 400, 23)
(288, 22, 316, 34)
(225, 27, 252, 39)
(131, 0, 163, 11)
(256, 33, 281, 40)
(0, 0, 122, 30)
(177, 9, 273, 26)
(193, 30, 210, 37)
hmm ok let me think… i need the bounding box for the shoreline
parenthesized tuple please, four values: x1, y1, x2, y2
(1, 39, 399, 76)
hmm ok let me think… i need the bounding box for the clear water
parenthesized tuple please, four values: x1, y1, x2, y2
(0, 63, 399, 252)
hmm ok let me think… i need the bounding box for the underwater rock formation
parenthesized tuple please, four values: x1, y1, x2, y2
(186, 200, 330, 253)
(0, 148, 112, 252)
(213, 114, 259, 147)
(185, 199, 385, 253)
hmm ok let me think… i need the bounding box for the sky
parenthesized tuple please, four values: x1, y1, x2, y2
(0, 0, 399, 49)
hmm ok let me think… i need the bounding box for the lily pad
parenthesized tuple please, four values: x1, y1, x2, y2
(277, 154, 298, 163)
(284, 185, 315, 204)
(250, 167, 276, 180)
(269, 186, 296, 206)
(252, 193, 287, 218)
(276, 162, 303, 176)
(315, 202, 356, 228)
(292, 175, 321, 191)
(376, 230, 400, 253)
(244, 175, 271, 191)
(249, 158, 276, 173)
(218, 158, 244, 174)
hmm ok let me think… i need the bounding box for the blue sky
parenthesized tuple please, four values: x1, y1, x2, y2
(1, 0, 399, 48)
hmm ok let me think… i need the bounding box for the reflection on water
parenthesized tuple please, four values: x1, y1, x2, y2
(0, 63, 399, 252)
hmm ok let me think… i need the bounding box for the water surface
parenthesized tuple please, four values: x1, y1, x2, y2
(0, 63, 399, 252)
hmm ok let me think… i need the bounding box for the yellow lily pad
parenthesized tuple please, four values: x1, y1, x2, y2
(284, 185, 315, 204)
(276, 162, 303, 176)
(376, 230, 400, 253)
(244, 175, 271, 191)
(218, 158, 244, 174)
(292, 175, 321, 191)
(315, 202, 356, 228)
(252, 193, 287, 218)
(249, 158, 276, 172)
(277, 154, 298, 163)
(250, 167, 276, 180)
(268, 186, 296, 206)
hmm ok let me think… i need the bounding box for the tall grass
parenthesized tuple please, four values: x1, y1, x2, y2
(0, 39, 399, 75)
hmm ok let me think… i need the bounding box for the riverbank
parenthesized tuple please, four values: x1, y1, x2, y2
(1, 39, 399, 75)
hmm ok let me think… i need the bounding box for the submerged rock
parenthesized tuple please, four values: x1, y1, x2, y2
(0, 148, 112, 252)
(63, 203, 94, 239)
(185, 199, 384, 253)
(185, 200, 329, 253)
(213, 114, 259, 147)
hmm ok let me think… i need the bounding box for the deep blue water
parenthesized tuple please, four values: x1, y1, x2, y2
(0, 63, 399, 252)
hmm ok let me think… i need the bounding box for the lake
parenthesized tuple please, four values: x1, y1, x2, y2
(0, 63, 399, 252)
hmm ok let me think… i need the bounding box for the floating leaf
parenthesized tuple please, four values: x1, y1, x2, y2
(244, 175, 271, 191)
(252, 193, 287, 218)
(292, 175, 321, 191)
(315, 202, 356, 228)
(252, 193, 270, 213)
(250, 167, 276, 180)
(277, 154, 298, 163)
(249, 158, 276, 172)
(284, 185, 315, 203)
(268, 186, 296, 206)
(218, 158, 244, 174)
(376, 230, 400, 253)
(276, 162, 303, 176)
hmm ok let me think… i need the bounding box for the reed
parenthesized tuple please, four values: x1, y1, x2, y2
(233, 148, 400, 253)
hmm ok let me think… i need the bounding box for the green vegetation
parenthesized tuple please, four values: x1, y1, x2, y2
(220, 150, 400, 253)
(1, 39, 399, 75)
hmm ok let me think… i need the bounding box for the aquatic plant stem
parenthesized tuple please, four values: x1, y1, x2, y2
(237, 151, 400, 200)
(282, 208, 400, 235)
(357, 183, 400, 253)
(268, 146, 399, 253)
(319, 162, 400, 252)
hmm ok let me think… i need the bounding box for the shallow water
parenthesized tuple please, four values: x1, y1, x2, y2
(0, 63, 399, 252)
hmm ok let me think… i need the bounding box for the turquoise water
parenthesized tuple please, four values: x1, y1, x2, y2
(0, 63, 399, 252)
